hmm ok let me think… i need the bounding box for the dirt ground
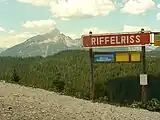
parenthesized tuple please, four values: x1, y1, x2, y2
(0, 82, 160, 120)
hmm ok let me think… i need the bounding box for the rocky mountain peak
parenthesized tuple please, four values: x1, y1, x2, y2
(24, 28, 68, 45)
(45, 28, 61, 37)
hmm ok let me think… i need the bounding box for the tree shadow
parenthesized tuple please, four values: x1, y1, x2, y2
(106, 74, 160, 104)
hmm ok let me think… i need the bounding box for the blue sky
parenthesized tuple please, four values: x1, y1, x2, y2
(0, 0, 160, 48)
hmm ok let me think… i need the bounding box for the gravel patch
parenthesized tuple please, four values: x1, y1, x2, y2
(0, 82, 160, 120)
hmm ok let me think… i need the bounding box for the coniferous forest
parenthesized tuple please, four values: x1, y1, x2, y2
(1, 50, 160, 110)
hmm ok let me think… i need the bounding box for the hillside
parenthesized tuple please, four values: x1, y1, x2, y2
(0, 50, 160, 104)
(0, 48, 6, 53)
(147, 47, 160, 57)
(1, 82, 160, 120)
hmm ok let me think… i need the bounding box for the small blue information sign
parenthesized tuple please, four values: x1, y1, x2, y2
(93, 54, 114, 62)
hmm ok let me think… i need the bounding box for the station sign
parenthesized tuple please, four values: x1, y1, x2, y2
(82, 33, 150, 47)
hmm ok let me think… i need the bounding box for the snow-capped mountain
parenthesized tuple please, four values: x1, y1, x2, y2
(0, 29, 81, 57)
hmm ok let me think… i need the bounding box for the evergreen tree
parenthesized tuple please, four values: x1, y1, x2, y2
(52, 67, 65, 93)
(11, 68, 20, 83)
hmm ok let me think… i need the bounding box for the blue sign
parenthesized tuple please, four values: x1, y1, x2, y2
(93, 54, 114, 62)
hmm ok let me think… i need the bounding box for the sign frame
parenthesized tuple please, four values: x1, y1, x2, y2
(92, 51, 142, 63)
(115, 51, 142, 63)
(85, 29, 149, 102)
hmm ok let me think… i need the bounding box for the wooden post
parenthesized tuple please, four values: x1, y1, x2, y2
(89, 31, 94, 101)
(141, 28, 147, 103)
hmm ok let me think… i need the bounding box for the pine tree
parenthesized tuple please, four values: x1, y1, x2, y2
(11, 68, 20, 83)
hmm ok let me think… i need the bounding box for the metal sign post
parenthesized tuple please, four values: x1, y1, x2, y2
(89, 31, 94, 101)
(141, 28, 147, 103)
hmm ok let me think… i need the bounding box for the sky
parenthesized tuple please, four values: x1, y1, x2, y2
(0, 0, 160, 48)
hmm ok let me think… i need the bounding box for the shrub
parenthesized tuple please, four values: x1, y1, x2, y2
(52, 79, 65, 93)
(130, 99, 160, 112)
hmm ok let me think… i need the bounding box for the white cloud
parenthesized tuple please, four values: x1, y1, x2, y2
(50, 0, 115, 20)
(16, 0, 115, 20)
(0, 0, 8, 5)
(16, 0, 51, 6)
(157, 13, 160, 20)
(0, 26, 5, 32)
(121, 0, 155, 15)
(8, 30, 16, 34)
(0, 19, 57, 48)
(0, 32, 34, 48)
(64, 27, 108, 39)
(156, 4, 160, 21)
(80, 27, 108, 35)
(0, 0, 8, 3)
(123, 25, 151, 32)
(22, 19, 56, 33)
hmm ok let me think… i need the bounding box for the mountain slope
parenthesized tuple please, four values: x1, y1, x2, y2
(147, 47, 160, 57)
(152, 46, 160, 51)
(0, 29, 79, 57)
(0, 48, 6, 53)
